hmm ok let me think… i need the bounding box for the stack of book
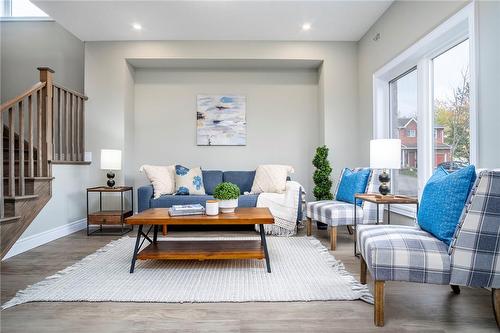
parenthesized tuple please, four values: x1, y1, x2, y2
(168, 204, 205, 216)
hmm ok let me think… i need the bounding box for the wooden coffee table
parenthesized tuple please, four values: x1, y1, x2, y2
(125, 207, 275, 273)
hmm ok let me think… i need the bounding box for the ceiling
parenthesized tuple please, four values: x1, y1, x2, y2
(33, 0, 392, 42)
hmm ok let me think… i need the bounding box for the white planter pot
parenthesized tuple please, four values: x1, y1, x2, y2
(218, 199, 238, 213)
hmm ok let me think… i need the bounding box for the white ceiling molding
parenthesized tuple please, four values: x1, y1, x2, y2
(32, 0, 392, 42)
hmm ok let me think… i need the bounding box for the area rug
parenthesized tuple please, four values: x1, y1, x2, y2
(2, 236, 372, 309)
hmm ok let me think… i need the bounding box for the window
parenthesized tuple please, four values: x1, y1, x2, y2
(433, 40, 471, 167)
(373, 4, 476, 217)
(389, 69, 418, 197)
(1, 0, 49, 19)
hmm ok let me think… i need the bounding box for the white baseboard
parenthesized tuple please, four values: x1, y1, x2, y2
(3, 218, 87, 260)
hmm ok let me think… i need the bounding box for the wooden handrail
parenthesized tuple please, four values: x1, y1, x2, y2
(53, 83, 88, 100)
(0, 82, 46, 112)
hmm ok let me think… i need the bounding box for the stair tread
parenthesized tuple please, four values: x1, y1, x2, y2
(0, 216, 21, 224)
(4, 194, 39, 201)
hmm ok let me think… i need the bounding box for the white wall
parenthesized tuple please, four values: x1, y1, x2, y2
(1, 22, 93, 248)
(477, 1, 500, 168)
(84, 41, 359, 197)
(1, 21, 84, 101)
(133, 68, 319, 194)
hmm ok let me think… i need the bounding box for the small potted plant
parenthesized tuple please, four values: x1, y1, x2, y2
(213, 182, 240, 213)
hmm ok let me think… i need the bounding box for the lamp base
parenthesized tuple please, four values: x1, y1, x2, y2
(106, 171, 115, 188)
(378, 170, 390, 196)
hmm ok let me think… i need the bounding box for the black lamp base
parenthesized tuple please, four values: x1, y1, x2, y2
(106, 171, 115, 188)
(378, 170, 390, 195)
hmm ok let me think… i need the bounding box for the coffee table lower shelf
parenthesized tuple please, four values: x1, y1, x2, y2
(137, 240, 265, 260)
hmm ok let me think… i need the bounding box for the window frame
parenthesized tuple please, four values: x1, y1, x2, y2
(1, 0, 52, 21)
(373, 3, 478, 218)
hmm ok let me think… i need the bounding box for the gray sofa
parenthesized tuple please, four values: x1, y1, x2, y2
(137, 170, 302, 222)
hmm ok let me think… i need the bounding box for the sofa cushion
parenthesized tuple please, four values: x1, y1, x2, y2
(335, 168, 371, 206)
(202, 170, 223, 195)
(418, 165, 476, 246)
(151, 195, 214, 208)
(150, 194, 259, 209)
(238, 194, 259, 207)
(175, 165, 206, 195)
(223, 171, 255, 194)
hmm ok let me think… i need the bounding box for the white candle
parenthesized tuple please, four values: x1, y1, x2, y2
(206, 200, 219, 216)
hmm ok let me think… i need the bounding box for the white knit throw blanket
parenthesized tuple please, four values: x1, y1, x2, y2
(254, 181, 304, 236)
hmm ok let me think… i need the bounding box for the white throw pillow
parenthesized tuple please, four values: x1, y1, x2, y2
(251, 164, 294, 194)
(139, 165, 175, 198)
(174, 165, 206, 195)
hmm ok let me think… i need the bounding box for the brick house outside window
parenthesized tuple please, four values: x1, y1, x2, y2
(398, 117, 451, 168)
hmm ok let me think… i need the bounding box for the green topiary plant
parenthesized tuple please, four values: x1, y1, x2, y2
(312, 145, 333, 200)
(213, 182, 240, 200)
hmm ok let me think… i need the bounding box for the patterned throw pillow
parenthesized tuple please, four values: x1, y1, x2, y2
(139, 164, 176, 198)
(174, 165, 206, 195)
(418, 165, 476, 245)
(251, 165, 294, 194)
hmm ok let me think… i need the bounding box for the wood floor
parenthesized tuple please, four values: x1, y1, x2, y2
(1, 225, 497, 332)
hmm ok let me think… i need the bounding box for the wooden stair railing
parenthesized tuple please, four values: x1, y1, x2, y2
(0, 67, 88, 259)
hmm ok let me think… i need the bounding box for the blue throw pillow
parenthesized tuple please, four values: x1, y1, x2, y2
(418, 165, 476, 245)
(336, 168, 371, 206)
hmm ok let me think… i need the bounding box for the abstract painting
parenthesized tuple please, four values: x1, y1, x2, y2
(196, 95, 246, 146)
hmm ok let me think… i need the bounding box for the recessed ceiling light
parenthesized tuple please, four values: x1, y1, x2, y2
(302, 23, 311, 31)
(132, 23, 142, 30)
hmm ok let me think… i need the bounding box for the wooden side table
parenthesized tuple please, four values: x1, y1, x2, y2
(87, 186, 134, 236)
(353, 193, 419, 256)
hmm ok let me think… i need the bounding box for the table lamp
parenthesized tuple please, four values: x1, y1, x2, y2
(100, 149, 122, 188)
(370, 139, 401, 195)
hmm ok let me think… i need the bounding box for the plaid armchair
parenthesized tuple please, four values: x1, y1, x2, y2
(306, 168, 383, 250)
(357, 170, 500, 327)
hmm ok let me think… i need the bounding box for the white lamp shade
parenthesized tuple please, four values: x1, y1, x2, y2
(100, 149, 122, 170)
(370, 139, 401, 170)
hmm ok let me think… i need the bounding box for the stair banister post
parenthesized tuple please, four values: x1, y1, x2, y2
(37, 67, 54, 177)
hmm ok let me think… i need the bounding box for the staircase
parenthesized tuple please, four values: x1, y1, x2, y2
(1, 67, 88, 259)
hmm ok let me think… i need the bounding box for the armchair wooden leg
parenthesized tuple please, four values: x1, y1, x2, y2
(360, 257, 367, 284)
(374, 280, 385, 327)
(493, 288, 500, 328)
(330, 226, 337, 251)
(306, 218, 312, 236)
(162, 225, 167, 236)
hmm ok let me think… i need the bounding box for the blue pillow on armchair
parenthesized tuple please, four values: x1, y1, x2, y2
(418, 165, 476, 245)
(335, 168, 371, 206)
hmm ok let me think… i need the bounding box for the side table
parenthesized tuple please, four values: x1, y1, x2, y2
(353, 193, 419, 256)
(87, 186, 134, 235)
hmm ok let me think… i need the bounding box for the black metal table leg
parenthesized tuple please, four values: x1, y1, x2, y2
(387, 203, 391, 224)
(259, 224, 271, 273)
(153, 225, 159, 243)
(130, 224, 143, 273)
